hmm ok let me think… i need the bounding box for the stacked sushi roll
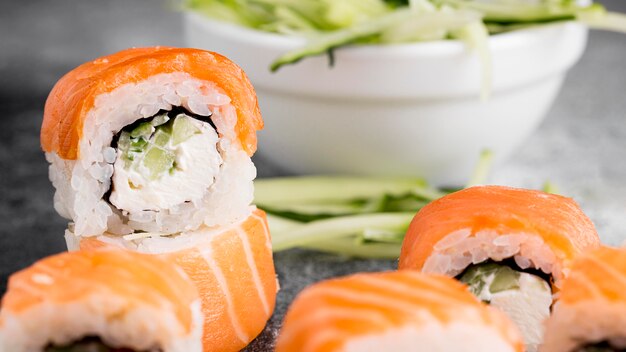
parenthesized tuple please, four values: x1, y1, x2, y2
(398, 185, 601, 351)
(0, 249, 202, 352)
(38, 47, 278, 351)
(276, 271, 524, 352)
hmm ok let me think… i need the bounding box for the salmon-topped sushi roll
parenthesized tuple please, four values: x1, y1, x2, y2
(0, 249, 202, 352)
(541, 246, 626, 352)
(276, 271, 523, 352)
(41, 48, 278, 351)
(41, 47, 262, 237)
(70, 208, 277, 352)
(398, 185, 600, 351)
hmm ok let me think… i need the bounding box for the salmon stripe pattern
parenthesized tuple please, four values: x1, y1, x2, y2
(541, 246, 626, 352)
(276, 271, 523, 352)
(0, 249, 198, 332)
(202, 244, 250, 343)
(558, 246, 626, 304)
(79, 209, 277, 352)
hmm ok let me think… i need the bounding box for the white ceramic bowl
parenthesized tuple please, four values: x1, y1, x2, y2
(185, 12, 588, 185)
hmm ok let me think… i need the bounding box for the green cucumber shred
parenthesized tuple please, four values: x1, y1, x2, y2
(256, 150, 495, 259)
(185, 0, 626, 87)
(459, 262, 522, 297)
(116, 113, 202, 180)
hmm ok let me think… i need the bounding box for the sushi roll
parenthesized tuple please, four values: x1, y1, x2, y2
(68, 208, 277, 352)
(42, 48, 278, 352)
(276, 271, 524, 352)
(41, 47, 262, 237)
(398, 185, 600, 351)
(541, 246, 626, 352)
(0, 249, 202, 352)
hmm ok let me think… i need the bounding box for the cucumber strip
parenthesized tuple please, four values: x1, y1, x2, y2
(270, 8, 416, 71)
(465, 149, 494, 188)
(263, 202, 365, 215)
(454, 20, 492, 100)
(261, 210, 337, 223)
(255, 176, 428, 205)
(260, 192, 434, 222)
(459, 262, 521, 296)
(322, 0, 391, 28)
(261, 202, 367, 222)
(266, 213, 302, 233)
(409, 186, 449, 201)
(361, 194, 388, 213)
(302, 237, 401, 259)
(436, 0, 580, 23)
(380, 10, 481, 43)
(382, 197, 429, 212)
(187, 0, 272, 27)
(578, 10, 626, 34)
(271, 212, 414, 251)
(260, 193, 432, 222)
(542, 181, 560, 195)
(484, 22, 543, 34)
(408, 0, 436, 12)
(270, 8, 484, 71)
(251, 0, 328, 29)
(357, 228, 406, 244)
(266, 5, 319, 33)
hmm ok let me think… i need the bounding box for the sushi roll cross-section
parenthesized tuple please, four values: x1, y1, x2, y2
(41, 47, 262, 237)
(276, 271, 524, 352)
(399, 185, 601, 351)
(542, 246, 626, 352)
(0, 249, 202, 352)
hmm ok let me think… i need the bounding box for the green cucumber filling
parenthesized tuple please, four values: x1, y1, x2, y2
(44, 336, 157, 352)
(577, 342, 626, 352)
(459, 261, 522, 297)
(116, 112, 203, 181)
(106, 107, 222, 213)
(458, 260, 553, 349)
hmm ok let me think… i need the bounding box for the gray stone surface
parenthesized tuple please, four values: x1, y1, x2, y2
(1, 1, 625, 351)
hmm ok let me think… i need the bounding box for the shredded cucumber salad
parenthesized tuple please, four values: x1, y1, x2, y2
(186, 0, 626, 73)
(253, 151, 559, 259)
(255, 151, 468, 259)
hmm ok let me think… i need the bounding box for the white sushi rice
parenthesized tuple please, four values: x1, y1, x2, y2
(541, 302, 626, 352)
(46, 72, 255, 237)
(342, 319, 518, 352)
(64, 206, 255, 254)
(0, 294, 203, 352)
(422, 229, 564, 286)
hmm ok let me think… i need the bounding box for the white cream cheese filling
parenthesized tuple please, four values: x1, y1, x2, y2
(110, 117, 222, 212)
(463, 264, 552, 352)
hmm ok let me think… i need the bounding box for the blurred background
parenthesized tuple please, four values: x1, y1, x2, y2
(0, 2, 625, 347)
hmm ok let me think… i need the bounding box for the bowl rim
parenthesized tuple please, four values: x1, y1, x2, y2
(185, 11, 586, 57)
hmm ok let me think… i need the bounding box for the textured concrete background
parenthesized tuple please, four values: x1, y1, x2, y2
(1, 1, 625, 350)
